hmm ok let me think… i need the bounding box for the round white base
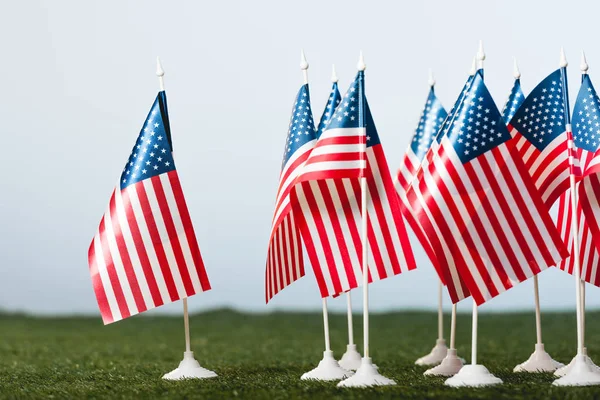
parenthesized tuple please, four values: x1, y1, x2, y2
(553, 355, 600, 386)
(162, 351, 217, 380)
(513, 343, 564, 372)
(300, 350, 353, 381)
(424, 348, 464, 376)
(555, 348, 600, 377)
(415, 339, 448, 366)
(444, 364, 502, 387)
(339, 344, 362, 371)
(337, 357, 396, 387)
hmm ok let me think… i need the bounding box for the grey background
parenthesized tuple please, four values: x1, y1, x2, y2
(1, 0, 597, 318)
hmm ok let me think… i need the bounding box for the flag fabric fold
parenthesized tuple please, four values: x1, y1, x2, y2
(409, 71, 568, 305)
(89, 92, 211, 324)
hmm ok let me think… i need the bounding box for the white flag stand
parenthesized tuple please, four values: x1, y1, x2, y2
(339, 291, 363, 370)
(338, 52, 396, 388)
(514, 275, 564, 372)
(153, 58, 216, 381)
(297, 50, 351, 381)
(301, 298, 353, 380)
(163, 298, 217, 380)
(416, 280, 448, 366)
(444, 41, 502, 388)
(425, 304, 464, 376)
(553, 48, 600, 386)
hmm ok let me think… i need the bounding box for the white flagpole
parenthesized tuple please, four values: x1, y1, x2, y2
(553, 48, 600, 386)
(533, 276, 542, 346)
(347, 293, 354, 346)
(159, 57, 216, 380)
(445, 41, 502, 387)
(438, 281, 444, 343)
(338, 52, 395, 387)
(300, 50, 352, 382)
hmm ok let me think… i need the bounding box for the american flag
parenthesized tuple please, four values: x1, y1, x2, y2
(292, 71, 416, 297)
(508, 69, 575, 208)
(316, 81, 341, 138)
(88, 92, 211, 324)
(557, 73, 600, 286)
(409, 71, 568, 305)
(265, 84, 317, 302)
(405, 74, 476, 302)
(396, 86, 447, 281)
(501, 77, 525, 124)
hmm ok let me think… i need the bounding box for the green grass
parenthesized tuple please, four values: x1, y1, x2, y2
(0, 309, 599, 399)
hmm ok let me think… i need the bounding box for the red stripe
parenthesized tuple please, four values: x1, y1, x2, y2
(304, 152, 365, 166)
(316, 135, 366, 147)
(88, 239, 113, 324)
(135, 183, 179, 301)
(168, 173, 211, 291)
(109, 194, 147, 314)
(98, 214, 131, 320)
(297, 169, 364, 184)
(120, 189, 163, 308)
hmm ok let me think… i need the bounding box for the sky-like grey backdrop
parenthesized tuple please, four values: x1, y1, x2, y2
(1, 0, 598, 317)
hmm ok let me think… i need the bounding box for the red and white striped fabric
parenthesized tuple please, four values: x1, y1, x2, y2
(89, 92, 210, 324)
(265, 84, 316, 302)
(410, 73, 567, 305)
(292, 72, 416, 297)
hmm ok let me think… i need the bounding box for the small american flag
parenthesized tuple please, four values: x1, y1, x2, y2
(501, 77, 525, 124)
(557, 73, 600, 286)
(508, 69, 576, 208)
(292, 71, 416, 297)
(409, 71, 567, 305)
(316, 82, 341, 138)
(89, 92, 211, 324)
(265, 84, 317, 302)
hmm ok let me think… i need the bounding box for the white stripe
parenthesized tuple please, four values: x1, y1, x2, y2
(114, 189, 154, 309)
(142, 179, 186, 298)
(103, 204, 138, 314)
(93, 231, 122, 321)
(301, 160, 366, 174)
(320, 127, 365, 138)
(310, 144, 365, 156)
(159, 174, 203, 294)
(126, 186, 171, 302)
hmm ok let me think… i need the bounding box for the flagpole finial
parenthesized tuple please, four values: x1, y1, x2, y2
(469, 56, 477, 76)
(357, 51, 366, 71)
(156, 56, 165, 91)
(331, 64, 339, 83)
(300, 49, 309, 84)
(559, 47, 568, 68)
(513, 57, 521, 79)
(477, 40, 485, 70)
(428, 69, 436, 87)
(581, 50, 589, 74)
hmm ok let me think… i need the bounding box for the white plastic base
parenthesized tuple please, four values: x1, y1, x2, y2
(513, 343, 564, 372)
(339, 344, 362, 371)
(337, 357, 396, 387)
(424, 348, 464, 376)
(162, 351, 217, 380)
(553, 355, 600, 386)
(415, 339, 448, 366)
(555, 348, 600, 377)
(300, 350, 353, 381)
(445, 364, 502, 387)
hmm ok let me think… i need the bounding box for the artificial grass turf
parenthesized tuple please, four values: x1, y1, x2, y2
(0, 309, 599, 399)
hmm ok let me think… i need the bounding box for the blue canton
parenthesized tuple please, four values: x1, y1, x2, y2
(282, 84, 316, 169)
(509, 69, 566, 150)
(446, 72, 512, 164)
(327, 71, 381, 147)
(439, 74, 476, 143)
(316, 82, 342, 138)
(501, 79, 525, 124)
(573, 74, 600, 152)
(410, 88, 447, 161)
(120, 92, 175, 190)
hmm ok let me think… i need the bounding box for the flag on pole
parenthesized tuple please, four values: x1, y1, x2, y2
(396, 83, 447, 280)
(265, 84, 317, 302)
(88, 92, 211, 324)
(501, 76, 525, 124)
(292, 71, 416, 298)
(410, 71, 568, 305)
(556, 72, 600, 286)
(508, 70, 576, 208)
(316, 81, 342, 138)
(405, 73, 477, 302)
